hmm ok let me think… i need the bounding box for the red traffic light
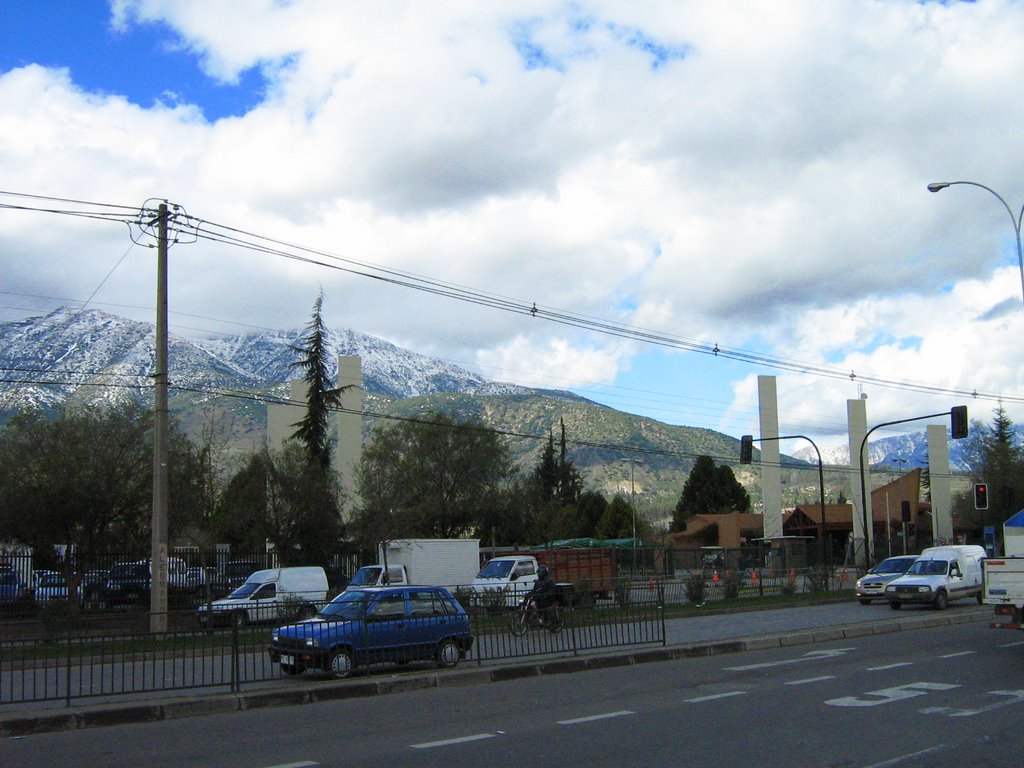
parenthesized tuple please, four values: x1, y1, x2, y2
(974, 482, 989, 510)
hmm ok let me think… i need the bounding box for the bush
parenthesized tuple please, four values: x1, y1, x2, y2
(685, 573, 706, 604)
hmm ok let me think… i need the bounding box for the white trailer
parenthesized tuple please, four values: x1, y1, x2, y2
(351, 539, 480, 590)
(982, 509, 1024, 629)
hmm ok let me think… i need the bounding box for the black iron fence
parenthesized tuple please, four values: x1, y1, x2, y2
(0, 593, 666, 706)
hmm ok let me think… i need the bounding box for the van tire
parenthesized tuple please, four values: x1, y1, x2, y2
(933, 590, 949, 610)
(330, 649, 354, 678)
(436, 638, 460, 669)
(888, 601, 901, 610)
(858, 599, 871, 605)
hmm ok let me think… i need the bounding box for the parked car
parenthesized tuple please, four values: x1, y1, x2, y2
(0, 567, 28, 610)
(33, 570, 69, 603)
(855, 555, 918, 604)
(267, 585, 474, 678)
(197, 566, 327, 627)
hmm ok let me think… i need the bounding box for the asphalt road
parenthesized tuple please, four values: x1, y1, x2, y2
(2, 618, 1022, 767)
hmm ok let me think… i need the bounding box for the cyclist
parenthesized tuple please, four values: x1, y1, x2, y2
(527, 565, 559, 625)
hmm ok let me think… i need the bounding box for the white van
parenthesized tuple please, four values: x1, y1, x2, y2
(884, 545, 987, 610)
(196, 566, 328, 627)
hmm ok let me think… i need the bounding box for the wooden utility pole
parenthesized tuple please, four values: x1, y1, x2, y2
(150, 202, 169, 633)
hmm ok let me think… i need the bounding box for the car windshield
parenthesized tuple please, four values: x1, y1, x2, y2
(477, 560, 514, 579)
(110, 563, 148, 579)
(349, 567, 381, 586)
(906, 559, 949, 576)
(872, 558, 914, 575)
(318, 590, 372, 619)
(227, 582, 260, 599)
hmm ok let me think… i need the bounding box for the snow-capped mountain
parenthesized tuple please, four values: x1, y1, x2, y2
(791, 429, 997, 474)
(0, 307, 582, 416)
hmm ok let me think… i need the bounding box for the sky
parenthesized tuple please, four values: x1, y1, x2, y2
(2, 0, 1024, 454)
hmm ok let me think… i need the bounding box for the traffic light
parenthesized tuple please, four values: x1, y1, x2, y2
(740, 435, 753, 464)
(951, 405, 969, 439)
(900, 500, 911, 522)
(974, 482, 989, 510)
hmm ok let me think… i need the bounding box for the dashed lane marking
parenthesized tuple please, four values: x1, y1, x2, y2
(411, 733, 499, 749)
(558, 710, 635, 725)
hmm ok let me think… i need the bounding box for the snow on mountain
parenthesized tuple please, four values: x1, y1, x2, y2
(791, 429, 987, 474)
(0, 308, 585, 415)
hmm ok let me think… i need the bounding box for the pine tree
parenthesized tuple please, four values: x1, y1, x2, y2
(289, 292, 342, 470)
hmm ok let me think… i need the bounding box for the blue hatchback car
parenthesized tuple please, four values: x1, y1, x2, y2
(268, 585, 473, 678)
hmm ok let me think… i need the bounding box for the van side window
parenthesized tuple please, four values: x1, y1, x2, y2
(513, 562, 535, 578)
(254, 583, 276, 599)
(950, 561, 962, 578)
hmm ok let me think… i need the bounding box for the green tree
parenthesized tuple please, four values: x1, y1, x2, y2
(596, 494, 634, 539)
(576, 490, 608, 538)
(290, 292, 342, 469)
(215, 443, 343, 565)
(671, 455, 750, 531)
(352, 412, 512, 544)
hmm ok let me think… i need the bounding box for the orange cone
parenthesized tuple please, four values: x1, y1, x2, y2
(712, 570, 720, 583)
(751, 570, 759, 586)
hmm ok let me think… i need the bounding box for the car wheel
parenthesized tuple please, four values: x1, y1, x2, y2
(889, 601, 901, 610)
(436, 638, 461, 669)
(858, 599, 871, 605)
(934, 590, 949, 611)
(232, 610, 248, 627)
(281, 664, 304, 676)
(330, 648, 354, 678)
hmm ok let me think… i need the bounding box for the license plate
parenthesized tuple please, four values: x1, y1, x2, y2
(280, 654, 294, 666)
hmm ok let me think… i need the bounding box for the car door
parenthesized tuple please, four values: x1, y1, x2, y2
(250, 582, 277, 622)
(363, 591, 408, 663)
(406, 589, 453, 660)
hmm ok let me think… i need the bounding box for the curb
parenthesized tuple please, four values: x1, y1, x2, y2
(0, 607, 988, 739)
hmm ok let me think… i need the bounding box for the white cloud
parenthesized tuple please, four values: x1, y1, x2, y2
(4, 0, 1024, 444)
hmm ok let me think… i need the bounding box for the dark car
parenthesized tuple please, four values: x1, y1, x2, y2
(0, 567, 27, 607)
(855, 555, 918, 604)
(268, 585, 473, 678)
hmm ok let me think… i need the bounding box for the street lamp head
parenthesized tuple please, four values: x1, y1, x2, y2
(927, 182, 950, 193)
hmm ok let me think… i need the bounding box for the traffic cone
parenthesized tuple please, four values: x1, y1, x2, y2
(712, 570, 719, 583)
(750, 569, 759, 586)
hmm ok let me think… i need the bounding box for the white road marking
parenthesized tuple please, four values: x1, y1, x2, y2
(725, 648, 855, 671)
(411, 733, 498, 749)
(684, 691, 747, 703)
(860, 744, 948, 768)
(827, 682, 959, 708)
(867, 662, 913, 671)
(948, 689, 1024, 718)
(938, 651, 974, 659)
(558, 710, 635, 725)
(785, 675, 835, 686)
(997, 640, 1024, 648)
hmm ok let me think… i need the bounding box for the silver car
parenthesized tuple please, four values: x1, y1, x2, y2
(855, 556, 918, 604)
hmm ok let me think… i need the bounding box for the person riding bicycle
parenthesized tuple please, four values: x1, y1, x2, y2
(527, 565, 559, 625)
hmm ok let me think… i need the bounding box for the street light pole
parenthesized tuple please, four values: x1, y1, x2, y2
(620, 458, 642, 575)
(928, 181, 1024, 310)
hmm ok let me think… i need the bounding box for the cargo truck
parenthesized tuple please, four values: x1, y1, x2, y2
(471, 546, 619, 607)
(349, 538, 480, 590)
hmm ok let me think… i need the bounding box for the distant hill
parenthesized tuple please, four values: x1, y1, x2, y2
(0, 308, 762, 512)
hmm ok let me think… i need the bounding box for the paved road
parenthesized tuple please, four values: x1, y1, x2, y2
(3, 617, 1019, 768)
(0, 599, 992, 737)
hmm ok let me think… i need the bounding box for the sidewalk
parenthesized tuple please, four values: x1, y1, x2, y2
(0, 601, 990, 739)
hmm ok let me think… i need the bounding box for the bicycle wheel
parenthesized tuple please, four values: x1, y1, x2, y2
(509, 608, 529, 637)
(546, 605, 564, 633)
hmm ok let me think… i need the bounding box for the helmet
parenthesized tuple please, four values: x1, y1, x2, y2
(537, 565, 550, 579)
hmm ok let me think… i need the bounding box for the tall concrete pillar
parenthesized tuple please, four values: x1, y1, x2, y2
(758, 376, 783, 540)
(927, 424, 954, 545)
(334, 355, 364, 521)
(267, 379, 309, 450)
(847, 398, 870, 565)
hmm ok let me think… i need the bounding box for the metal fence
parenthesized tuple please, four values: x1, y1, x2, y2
(0, 592, 666, 707)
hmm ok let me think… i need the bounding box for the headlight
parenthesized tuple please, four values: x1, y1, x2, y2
(885, 585, 895, 592)
(917, 586, 931, 593)
(855, 579, 864, 588)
